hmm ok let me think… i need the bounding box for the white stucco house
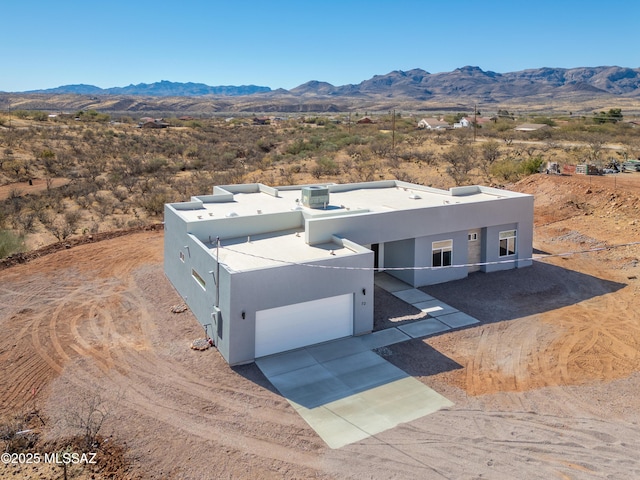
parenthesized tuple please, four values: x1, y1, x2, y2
(454, 117, 472, 128)
(417, 118, 449, 130)
(164, 180, 533, 365)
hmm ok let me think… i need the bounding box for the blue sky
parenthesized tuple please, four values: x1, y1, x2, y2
(2, 0, 638, 91)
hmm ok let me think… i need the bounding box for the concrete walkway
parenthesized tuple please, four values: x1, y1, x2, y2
(375, 272, 480, 336)
(255, 273, 479, 449)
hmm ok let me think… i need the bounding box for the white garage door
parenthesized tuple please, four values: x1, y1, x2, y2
(255, 293, 353, 358)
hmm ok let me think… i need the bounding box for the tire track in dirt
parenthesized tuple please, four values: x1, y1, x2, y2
(24, 242, 323, 471)
(55, 345, 322, 470)
(1, 340, 53, 410)
(377, 409, 640, 479)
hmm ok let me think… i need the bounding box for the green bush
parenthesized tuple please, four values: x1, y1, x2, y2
(490, 158, 520, 182)
(520, 156, 545, 175)
(0, 230, 25, 258)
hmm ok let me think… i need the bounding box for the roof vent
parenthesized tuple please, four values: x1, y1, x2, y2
(225, 212, 239, 217)
(409, 192, 421, 199)
(301, 186, 330, 209)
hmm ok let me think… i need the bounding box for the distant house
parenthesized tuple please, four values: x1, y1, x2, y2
(139, 117, 170, 129)
(357, 116, 374, 124)
(253, 117, 270, 125)
(142, 120, 170, 129)
(514, 123, 549, 132)
(418, 118, 449, 130)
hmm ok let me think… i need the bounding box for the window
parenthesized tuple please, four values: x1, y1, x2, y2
(192, 269, 206, 290)
(432, 240, 453, 267)
(179, 251, 185, 262)
(499, 230, 517, 257)
(468, 232, 478, 241)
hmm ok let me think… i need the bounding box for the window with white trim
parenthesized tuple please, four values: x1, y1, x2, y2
(179, 251, 185, 262)
(432, 240, 453, 267)
(499, 230, 517, 257)
(468, 232, 478, 241)
(192, 269, 206, 290)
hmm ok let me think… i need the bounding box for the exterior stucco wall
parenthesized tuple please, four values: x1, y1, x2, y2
(384, 238, 415, 285)
(187, 211, 303, 243)
(484, 222, 532, 272)
(225, 251, 373, 365)
(164, 205, 232, 360)
(165, 203, 374, 365)
(414, 230, 470, 286)
(306, 195, 534, 282)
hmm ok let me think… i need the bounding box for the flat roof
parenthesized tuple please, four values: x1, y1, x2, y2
(206, 229, 359, 272)
(171, 181, 523, 224)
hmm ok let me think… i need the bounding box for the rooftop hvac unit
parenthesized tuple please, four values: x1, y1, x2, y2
(301, 186, 330, 209)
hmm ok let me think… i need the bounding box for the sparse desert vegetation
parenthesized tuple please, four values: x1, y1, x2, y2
(1, 109, 639, 256)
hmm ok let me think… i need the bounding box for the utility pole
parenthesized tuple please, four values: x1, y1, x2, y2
(392, 109, 396, 150)
(473, 103, 477, 142)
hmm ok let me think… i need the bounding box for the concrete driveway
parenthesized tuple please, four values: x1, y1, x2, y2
(256, 330, 454, 449)
(256, 273, 480, 448)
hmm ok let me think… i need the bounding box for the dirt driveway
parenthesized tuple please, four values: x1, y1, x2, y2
(1, 174, 640, 479)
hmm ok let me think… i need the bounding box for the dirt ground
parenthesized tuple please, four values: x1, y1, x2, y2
(1, 173, 640, 479)
(0, 178, 69, 201)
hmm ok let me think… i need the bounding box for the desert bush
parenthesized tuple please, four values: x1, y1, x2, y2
(94, 192, 116, 219)
(141, 190, 173, 216)
(491, 158, 521, 182)
(64, 210, 82, 232)
(257, 137, 276, 153)
(0, 412, 39, 453)
(15, 212, 37, 233)
(47, 216, 75, 241)
(6, 189, 24, 215)
(311, 156, 340, 179)
(391, 169, 419, 183)
(285, 139, 309, 156)
(442, 144, 476, 186)
(414, 149, 435, 165)
(61, 388, 119, 450)
(370, 138, 393, 157)
(0, 229, 25, 258)
(520, 155, 545, 175)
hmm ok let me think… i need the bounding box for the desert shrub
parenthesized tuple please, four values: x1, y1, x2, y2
(144, 157, 168, 174)
(285, 139, 309, 156)
(370, 138, 393, 157)
(334, 134, 367, 148)
(257, 137, 276, 153)
(520, 155, 545, 175)
(311, 156, 340, 178)
(64, 210, 82, 232)
(13, 110, 30, 119)
(0, 412, 39, 453)
(15, 212, 37, 233)
(0, 229, 25, 258)
(47, 216, 75, 241)
(442, 144, 476, 186)
(141, 190, 173, 216)
(491, 158, 521, 182)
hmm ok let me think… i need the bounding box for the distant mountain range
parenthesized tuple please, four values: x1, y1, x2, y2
(24, 80, 271, 97)
(3, 66, 640, 113)
(19, 66, 640, 100)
